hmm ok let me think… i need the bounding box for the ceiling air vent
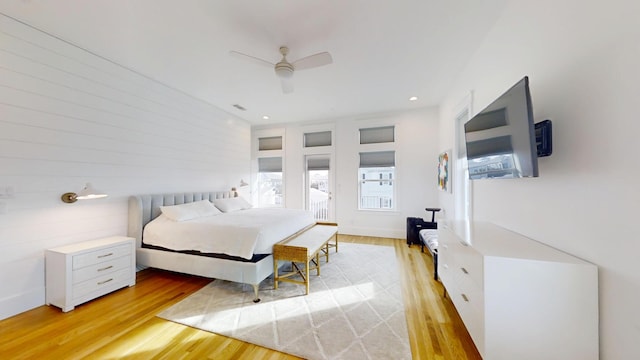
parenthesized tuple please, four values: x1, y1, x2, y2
(232, 104, 247, 111)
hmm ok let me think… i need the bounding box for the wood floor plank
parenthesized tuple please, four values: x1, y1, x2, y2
(0, 235, 480, 359)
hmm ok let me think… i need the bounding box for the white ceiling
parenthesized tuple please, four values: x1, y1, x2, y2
(0, 0, 508, 126)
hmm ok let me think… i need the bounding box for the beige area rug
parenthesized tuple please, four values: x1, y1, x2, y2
(158, 243, 411, 360)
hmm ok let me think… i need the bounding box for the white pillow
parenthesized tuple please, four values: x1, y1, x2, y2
(213, 197, 252, 213)
(160, 200, 221, 221)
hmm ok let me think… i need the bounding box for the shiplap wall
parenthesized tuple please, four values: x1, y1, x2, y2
(0, 14, 250, 319)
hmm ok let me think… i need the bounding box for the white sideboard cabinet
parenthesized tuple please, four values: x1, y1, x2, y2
(438, 221, 598, 360)
(46, 236, 136, 312)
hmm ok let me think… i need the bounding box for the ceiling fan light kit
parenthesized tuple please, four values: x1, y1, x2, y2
(275, 62, 294, 78)
(230, 45, 333, 94)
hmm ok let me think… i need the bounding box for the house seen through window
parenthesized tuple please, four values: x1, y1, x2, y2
(358, 150, 395, 210)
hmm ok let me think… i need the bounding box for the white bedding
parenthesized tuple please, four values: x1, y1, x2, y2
(142, 208, 315, 260)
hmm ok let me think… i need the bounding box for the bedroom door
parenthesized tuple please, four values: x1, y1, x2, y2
(305, 154, 334, 221)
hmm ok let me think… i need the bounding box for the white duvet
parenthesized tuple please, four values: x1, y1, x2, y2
(143, 208, 315, 260)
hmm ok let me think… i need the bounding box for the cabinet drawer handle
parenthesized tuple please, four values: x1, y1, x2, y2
(97, 278, 113, 285)
(97, 265, 113, 272)
(97, 252, 113, 259)
(461, 267, 468, 274)
(461, 293, 469, 302)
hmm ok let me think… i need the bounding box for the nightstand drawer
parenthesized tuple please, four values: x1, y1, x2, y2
(72, 255, 132, 284)
(73, 268, 132, 300)
(73, 244, 131, 269)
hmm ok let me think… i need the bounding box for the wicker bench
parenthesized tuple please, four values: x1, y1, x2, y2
(273, 222, 338, 294)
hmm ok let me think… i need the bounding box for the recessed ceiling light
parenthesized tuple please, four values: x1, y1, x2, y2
(409, 96, 418, 101)
(262, 115, 270, 120)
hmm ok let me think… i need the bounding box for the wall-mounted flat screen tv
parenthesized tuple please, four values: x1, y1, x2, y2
(464, 76, 538, 179)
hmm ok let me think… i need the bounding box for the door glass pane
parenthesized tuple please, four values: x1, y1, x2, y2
(308, 169, 329, 220)
(257, 157, 283, 207)
(306, 155, 331, 221)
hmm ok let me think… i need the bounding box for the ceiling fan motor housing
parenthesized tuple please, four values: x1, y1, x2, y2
(275, 61, 294, 78)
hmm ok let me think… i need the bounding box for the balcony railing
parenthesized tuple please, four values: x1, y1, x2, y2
(310, 199, 328, 221)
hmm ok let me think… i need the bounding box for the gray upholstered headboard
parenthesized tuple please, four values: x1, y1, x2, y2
(127, 191, 234, 248)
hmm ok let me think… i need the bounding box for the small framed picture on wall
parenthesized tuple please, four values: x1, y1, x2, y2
(438, 150, 451, 192)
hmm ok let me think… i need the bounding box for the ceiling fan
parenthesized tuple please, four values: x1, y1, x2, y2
(230, 46, 333, 94)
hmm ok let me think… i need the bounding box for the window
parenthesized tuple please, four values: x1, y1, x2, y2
(258, 136, 283, 151)
(304, 131, 332, 147)
(359, 126, 394, 144)
(359, 151, 395, 210)
(257, 157, 283, 207)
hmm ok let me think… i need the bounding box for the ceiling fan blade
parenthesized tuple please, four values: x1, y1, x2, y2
(229, 50, 274, 68)
(292, 52, 333, 70)
(281, 78, 294, 94)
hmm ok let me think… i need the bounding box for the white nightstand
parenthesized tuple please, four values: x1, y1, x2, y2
(45, 236, 136, 312)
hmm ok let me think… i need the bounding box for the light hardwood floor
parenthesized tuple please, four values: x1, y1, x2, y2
(0, 235, 481, 359)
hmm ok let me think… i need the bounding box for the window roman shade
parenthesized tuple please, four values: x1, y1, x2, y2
(258, 157, 282, 172)
(304, 131, 332, 147)
(258, 136, 283, 151)
(359, 151, 395, 168)
(359, 126, 395, 144)
(307, 158, 330, 170)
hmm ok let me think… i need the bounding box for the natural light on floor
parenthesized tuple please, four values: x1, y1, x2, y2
(102, 320, 212, 359)
(174, 281, 376, 333)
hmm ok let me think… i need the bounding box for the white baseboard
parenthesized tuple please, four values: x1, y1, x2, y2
(0, 287, 45, 321)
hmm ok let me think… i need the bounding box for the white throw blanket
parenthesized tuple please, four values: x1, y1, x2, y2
(143, 208, 315, 259)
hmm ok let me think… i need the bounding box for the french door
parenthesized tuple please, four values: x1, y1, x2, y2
(304, 154, 334, 221)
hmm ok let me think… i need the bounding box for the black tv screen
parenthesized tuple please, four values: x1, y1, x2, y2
(465, 76, 538, 179)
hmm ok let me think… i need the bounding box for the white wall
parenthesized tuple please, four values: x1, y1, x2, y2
(438, 1, 640, 359)
(256, 107, 440, 239)
(0, 15, 250, 320)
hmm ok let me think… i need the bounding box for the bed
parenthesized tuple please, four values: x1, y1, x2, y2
(127, 191, 315, 302)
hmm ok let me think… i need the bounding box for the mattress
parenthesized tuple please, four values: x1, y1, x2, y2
(143, 208, 315, 260)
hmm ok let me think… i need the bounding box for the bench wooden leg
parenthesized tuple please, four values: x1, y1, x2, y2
(273, 260, 279, 290)
(325, 241, 329, 262)
(305, 261, 310, 295)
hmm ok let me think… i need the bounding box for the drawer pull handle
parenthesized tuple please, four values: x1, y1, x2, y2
(97, 265, 113, 272)
(461, 294, 469, 302)
(97, 278, 113, 285)
(97, 253, 114, 259)
(461, 267, 468, 274)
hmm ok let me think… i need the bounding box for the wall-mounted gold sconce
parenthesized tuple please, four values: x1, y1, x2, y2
(61, 183, 108, 204)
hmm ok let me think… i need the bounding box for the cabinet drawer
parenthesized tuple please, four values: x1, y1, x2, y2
(73, 268, 131, 300)
(455, 293, 484, 355)
(451, 241, 483, 288)
(72, 255, 131, 284)
(73, 244, 131, 269)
